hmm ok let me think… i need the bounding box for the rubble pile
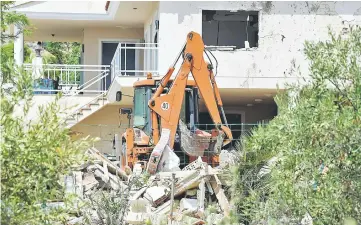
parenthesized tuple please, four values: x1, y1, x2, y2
(64, 147, 234, 225)
(126, 158, 232, 225)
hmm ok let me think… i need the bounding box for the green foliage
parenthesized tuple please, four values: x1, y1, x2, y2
(44, 42, 81, 65)
(1, 41, 32, 62)
(231, 27, 361, 225)
(1, 1, 30, 84)
(217, 211, 240, 225)
(0, 1, 30, 42)
(0, 3, 91, 223)
(42, 41, 82, 82)
(1, 41, 32, 83)
(83, 176, 138, 225)
(1, 64, 91, 224)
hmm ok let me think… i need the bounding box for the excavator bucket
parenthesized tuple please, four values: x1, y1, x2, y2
(178, 120, 225, 156)
(178, 120, 210, 157)
(147, 122, 226, 175)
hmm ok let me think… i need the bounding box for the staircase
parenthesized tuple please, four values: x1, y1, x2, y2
(65, 94, 109, 128)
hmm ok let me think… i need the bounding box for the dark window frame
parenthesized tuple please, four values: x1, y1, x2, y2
(202, 10, 259, 49)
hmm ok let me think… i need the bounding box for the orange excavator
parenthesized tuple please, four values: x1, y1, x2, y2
(119, 31, 233, 174)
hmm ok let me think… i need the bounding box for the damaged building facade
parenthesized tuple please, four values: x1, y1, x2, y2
(9, 1, 361, 224)
(11, 1, 361, 153)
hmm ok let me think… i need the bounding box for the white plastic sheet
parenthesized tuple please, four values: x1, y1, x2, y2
(158, 145, 181, 172)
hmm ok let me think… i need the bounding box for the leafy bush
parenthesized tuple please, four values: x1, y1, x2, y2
(1, 2, 91, 224)
(83, 176, 138, 225)
(231, 27, 361, 225)
(1, 64, 91, 224)
(43, 42, 81, 65)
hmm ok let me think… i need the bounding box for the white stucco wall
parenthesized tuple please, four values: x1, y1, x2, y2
(14, 95, 97, 123)
(72, 104, 134, 154)
(158, 1, 361, 89)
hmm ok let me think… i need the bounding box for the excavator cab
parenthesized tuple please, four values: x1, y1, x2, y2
(121, 77, 201, 169)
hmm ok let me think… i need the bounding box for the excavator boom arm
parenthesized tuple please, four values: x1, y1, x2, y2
(146, 31, 232, 174)
(149, 32, 233, 148)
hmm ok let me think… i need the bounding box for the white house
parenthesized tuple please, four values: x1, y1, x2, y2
(10, 1, 361, 153)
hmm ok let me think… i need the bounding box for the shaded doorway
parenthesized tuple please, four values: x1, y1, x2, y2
(101, 42, 136, 91)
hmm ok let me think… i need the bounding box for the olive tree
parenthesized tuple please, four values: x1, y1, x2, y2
(231, 26, 361, 225)
(1, 2, 91, 224)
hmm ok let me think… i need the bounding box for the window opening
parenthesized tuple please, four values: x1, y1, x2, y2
(133, 87, 147, 129)
(202, 10, 259, 49)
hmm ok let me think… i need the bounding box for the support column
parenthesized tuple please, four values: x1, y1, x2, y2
(14, 25, 24, 66)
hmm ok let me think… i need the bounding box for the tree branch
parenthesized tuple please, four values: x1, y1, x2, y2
(328, 78, 357, 112)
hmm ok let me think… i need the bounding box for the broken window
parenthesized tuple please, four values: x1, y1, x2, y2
(202, 10, 259, 49)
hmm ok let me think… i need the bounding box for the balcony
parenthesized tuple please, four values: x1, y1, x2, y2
(24, 64, 110, 95)
(110, 42, 159, 79)
(22, 42, 159, 116)
(24, 42, 158, 96)
(106, 42, 159, 105)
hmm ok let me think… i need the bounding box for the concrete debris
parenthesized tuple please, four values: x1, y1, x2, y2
(147, 128, 172, 174)
(130, 198, 151, 213)
(180, 198, 198, 213)
(301, 212, 313, 225)
(156, 170, 196, 180)
(144, 186, 170, 207)
(185, 189, 198, 197)
(206, 181, 214, 195)
(209, 172, 230, 217)
(182, 157, 206, 171)
(153, 199, 172, 214)
(158, 146, 181, 172)
(86, 147, 128, 180)
(133, 163, 143, 176)
(197, 179, 206, 216)
(172, 213, 206, 224)
(67, 216, 83, 225)
(66, 150, 232, 225)
(130, 187, 147, 201)
(125, 199, 152, 224)
(82, 173, 98, 192)
(219, 150, 238, 168)
(62, 148, 128, 198)
(125, 212, 150, 225)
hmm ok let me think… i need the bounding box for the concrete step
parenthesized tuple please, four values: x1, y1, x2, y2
(66, 117, 76, 122)
(80, 108, 93, 117)
(65, 95, 109, 128)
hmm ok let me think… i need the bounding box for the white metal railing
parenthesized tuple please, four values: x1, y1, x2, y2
(110, 42, 159, 79)
(24, 64, 110, 95)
